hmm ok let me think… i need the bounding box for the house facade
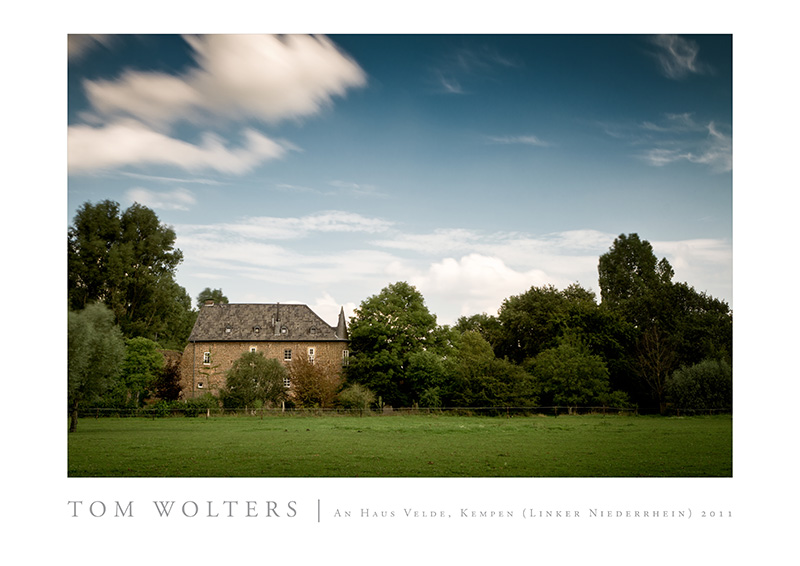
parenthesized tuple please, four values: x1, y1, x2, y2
(179, 302, 349, 399)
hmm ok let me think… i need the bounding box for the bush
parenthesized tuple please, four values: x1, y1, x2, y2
(337, 383, 376, 413)
(183, 393, 220, 417)
(666, 358, 732, 411)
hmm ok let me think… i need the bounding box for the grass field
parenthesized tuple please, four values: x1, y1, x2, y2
(67, 413, 732, 477)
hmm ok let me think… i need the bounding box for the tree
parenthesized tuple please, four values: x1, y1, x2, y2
(68, 200, 192, 347)
(442, 331, 537, 409)
(196, 287, 229, 309)
(219, 352, 288, 409)
(345, 282, 439, 406)
(597, 233, 673, 328)
(68, 303, 125, 432)
(528, 334, 620, 411)
(153, 351, 183, 401)
(106, 337, 164, 408)
(288, 356, 342, 408)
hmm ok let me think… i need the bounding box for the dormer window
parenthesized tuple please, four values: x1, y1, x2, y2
(280, 326, 288, 334)
(253, 326, 261, 334)
(309, 327, 317, 335)
(225, 325, 232, 334)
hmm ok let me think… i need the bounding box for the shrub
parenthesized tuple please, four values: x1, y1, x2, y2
(337, 383, 376, 414)
(666, 358, 732, 411)
(183, 393, 220, 417)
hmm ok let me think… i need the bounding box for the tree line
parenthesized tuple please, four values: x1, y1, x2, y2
(344, 234, 732, 414)
(68, 200, 732, 430)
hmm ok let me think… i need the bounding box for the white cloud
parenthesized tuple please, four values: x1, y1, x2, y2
(125, 187, 197, 211)
(410, 254, 551, 322)
(68, 120, 290, 174)
(650, 35, 711, 80)
(84, 35, 367, 127)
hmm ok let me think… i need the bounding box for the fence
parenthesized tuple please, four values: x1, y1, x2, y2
(76, 404, 730, 419)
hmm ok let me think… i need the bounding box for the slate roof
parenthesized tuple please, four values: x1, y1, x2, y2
(188, 303, 348, 342)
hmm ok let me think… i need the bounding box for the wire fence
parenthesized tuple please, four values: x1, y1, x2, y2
(76, 405, 731, 419)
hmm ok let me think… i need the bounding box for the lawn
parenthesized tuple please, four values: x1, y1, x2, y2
(67, 413, 732, 477)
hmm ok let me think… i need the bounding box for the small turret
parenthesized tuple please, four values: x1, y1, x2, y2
(336, 307, 349, 340)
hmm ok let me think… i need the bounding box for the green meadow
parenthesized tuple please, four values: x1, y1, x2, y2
(67, 413, 732, 477)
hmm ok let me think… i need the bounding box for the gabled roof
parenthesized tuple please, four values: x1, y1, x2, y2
(188, 303, 348, 342)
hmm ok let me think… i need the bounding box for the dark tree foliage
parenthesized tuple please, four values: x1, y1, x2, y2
(597, 233, 732, 410)
(666, 359, 732, 412)
(68, 200, 193, 349)
(527, 334, 622, 410)
(441, 332, 537, 408)
(154, 351, 184, 401)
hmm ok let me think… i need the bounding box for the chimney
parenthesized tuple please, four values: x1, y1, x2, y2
(204, 300, 214, 307)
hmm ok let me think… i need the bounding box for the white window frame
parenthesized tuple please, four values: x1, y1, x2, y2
(250, 346, 257, 353)
(308, 347, 315, 363)
(284, 349, 292, 361)
(203, 351, 211, 365)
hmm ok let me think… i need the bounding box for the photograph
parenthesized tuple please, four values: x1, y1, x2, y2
(67, 33, 732, 479)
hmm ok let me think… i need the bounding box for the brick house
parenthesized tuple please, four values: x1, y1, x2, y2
(179, 302, 349, 399)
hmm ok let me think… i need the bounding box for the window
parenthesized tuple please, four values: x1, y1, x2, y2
(284, 349, 292, 361)
(280, 326, 288, 334)
(254, 326, 261, 334)
(198, 382, 204, 389)
(203, 351, 210, 365)
(342, 350, 350, 366)
(308, 347, 315, 363)
(309, 327, 317, 335)
(250, 346, 257, 353)
(225, 325, 232, 334)
(283, 377, 291, 388)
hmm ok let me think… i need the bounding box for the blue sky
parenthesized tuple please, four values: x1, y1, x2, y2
(67, 34, 732, 326)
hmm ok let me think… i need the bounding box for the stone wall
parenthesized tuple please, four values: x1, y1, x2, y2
(179, 340, 348, 399)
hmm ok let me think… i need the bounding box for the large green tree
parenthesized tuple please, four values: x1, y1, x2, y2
(597, 233, 732, 410)
(345, 281, 439, 407)
(528, 334, 624, 411)
(442, 331, 537, 408)
(68, 303, 126, 431)
(219, 352, 288, 409)
(68, 200, 193, 348)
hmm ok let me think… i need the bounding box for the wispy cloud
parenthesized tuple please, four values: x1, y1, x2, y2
(68, 120, 292, 174)
(431, 44, 521, 95)
(486, 134, 551, 147)
(120, 172, 225, 185)
(178, 210, 394, 242)
(650, 35, 712, 80)
(601, 113, 731, 173)
(639, 120, 731, 172)
(125, 187, 197, 211)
